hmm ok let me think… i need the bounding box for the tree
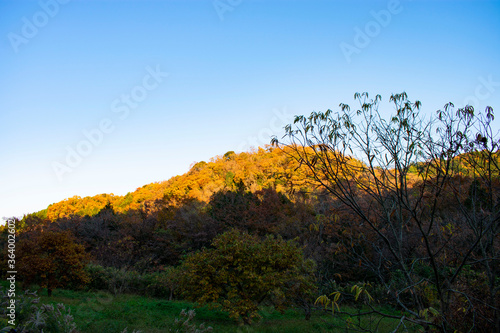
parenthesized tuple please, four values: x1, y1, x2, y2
(177, 229, 316, 324)
(272, 92, 499, 332)
(18, 230, 90, 296)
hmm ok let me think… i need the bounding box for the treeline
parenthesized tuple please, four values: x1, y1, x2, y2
(37, 146, 311, 221)
(11, 184, 348, 281)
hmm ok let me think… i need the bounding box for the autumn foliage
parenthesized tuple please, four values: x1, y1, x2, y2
(17, 229, 90, 296)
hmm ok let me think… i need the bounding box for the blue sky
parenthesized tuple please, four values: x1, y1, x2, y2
(1, 0, 499, 220)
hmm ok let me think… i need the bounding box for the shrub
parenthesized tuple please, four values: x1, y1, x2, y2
(86, 263, 179, 299)
(0, 288, 77, 333)
(144, 267, 179, 300)
(86, 263, 144, 295)
(169, 309, 213, 333)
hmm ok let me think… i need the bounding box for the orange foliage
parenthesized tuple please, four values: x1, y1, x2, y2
(41, 146, 316, 221)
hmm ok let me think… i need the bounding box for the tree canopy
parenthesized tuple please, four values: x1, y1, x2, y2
(17, 230, 90, 296)
(177, 229, 316, 324)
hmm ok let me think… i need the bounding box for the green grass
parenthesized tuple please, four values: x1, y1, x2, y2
(36, 289, 421, 333)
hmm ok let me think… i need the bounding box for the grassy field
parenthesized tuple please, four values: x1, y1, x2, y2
(31, 289, 422, 333)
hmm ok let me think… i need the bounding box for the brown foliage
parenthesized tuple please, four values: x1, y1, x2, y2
(17, 230, 90, 296)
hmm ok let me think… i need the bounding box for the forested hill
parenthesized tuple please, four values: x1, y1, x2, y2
(27, 144, 495, 223)
(29, 146, 312, 222)
(7, 98, 499, 331)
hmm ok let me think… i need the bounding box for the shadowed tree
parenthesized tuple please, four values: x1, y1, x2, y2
(17, 230, 90, 296)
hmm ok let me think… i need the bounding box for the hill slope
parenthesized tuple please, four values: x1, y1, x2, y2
(36, 146, 311, 221)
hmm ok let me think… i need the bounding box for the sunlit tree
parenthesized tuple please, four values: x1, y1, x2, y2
(177, 229, 316, 324)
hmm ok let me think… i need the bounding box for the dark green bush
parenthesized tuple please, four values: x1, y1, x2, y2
(85, 264, 178, 298)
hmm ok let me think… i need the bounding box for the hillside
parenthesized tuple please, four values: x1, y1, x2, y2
(31, 146, 313, 222)
(29, 144, 499, 223)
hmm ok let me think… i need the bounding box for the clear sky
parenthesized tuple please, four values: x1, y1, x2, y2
(1, 0, 499, 220)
